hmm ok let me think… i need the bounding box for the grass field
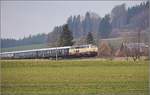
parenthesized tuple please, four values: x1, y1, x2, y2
(0, 59, 149, 95)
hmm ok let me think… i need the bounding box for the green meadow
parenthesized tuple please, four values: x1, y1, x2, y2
(0, 59, 149, 95)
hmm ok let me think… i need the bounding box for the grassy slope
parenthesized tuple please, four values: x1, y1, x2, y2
(1, 59, 149, 95)
(1, 44, 49, 52)
(101, 37, 123, 49)
(1, 37, 123, 53)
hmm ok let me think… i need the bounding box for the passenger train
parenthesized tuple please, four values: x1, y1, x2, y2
(0, 44, 98, 59)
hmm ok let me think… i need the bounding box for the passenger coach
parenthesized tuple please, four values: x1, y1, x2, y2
(0, 44, 98, 59)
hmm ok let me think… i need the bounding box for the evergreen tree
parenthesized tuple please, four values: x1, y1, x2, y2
(58, 24, 74, 46)
(99, 15, 112, 38)
(86, 32, 95, 44)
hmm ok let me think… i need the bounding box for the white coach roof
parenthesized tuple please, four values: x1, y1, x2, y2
(0, 46, 71, 54)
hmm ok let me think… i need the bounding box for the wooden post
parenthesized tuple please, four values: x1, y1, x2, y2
(137, 28, 141, 60)
(56, 47, 58, 61)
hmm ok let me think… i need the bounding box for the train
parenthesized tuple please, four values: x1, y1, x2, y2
(0, 44, 98, 59)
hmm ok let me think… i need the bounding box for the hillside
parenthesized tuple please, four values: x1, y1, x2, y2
(47, 1, 149, 46)
(1, 44, 48, 52)
(1, 34, 47, 48)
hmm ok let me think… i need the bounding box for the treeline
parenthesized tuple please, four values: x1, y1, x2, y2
(49, 24, 95, 47)
(1, 34, 47, 48)
(127, 1, 149, 25)
(111, 1, 149, 29)
(48, 1, 149, 46)
(47, 12, 112, 46)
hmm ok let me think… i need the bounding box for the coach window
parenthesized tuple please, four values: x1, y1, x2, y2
(60, 49, 62, 53)
(62, 49, 64, 54)
(58, 49, 59, 52)
(59, 49, 61, 54)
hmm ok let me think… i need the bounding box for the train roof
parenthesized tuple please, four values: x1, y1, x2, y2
(71, 44, 95, 48)
(0, 44, 96, 54)
(0, 46, 71, 54)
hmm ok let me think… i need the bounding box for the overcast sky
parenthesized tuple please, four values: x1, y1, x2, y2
(1, 1, 145, 39)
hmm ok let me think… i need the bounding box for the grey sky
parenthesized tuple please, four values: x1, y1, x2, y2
(1, 1, 144, 39)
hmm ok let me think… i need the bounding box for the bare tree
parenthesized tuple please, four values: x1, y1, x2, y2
(98, 41, 112, 58)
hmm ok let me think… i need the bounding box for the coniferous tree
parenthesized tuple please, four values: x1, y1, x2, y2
(99, 15, 112, 38)
(58, 24, 73, 46)
(86, 32, 95, 44)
